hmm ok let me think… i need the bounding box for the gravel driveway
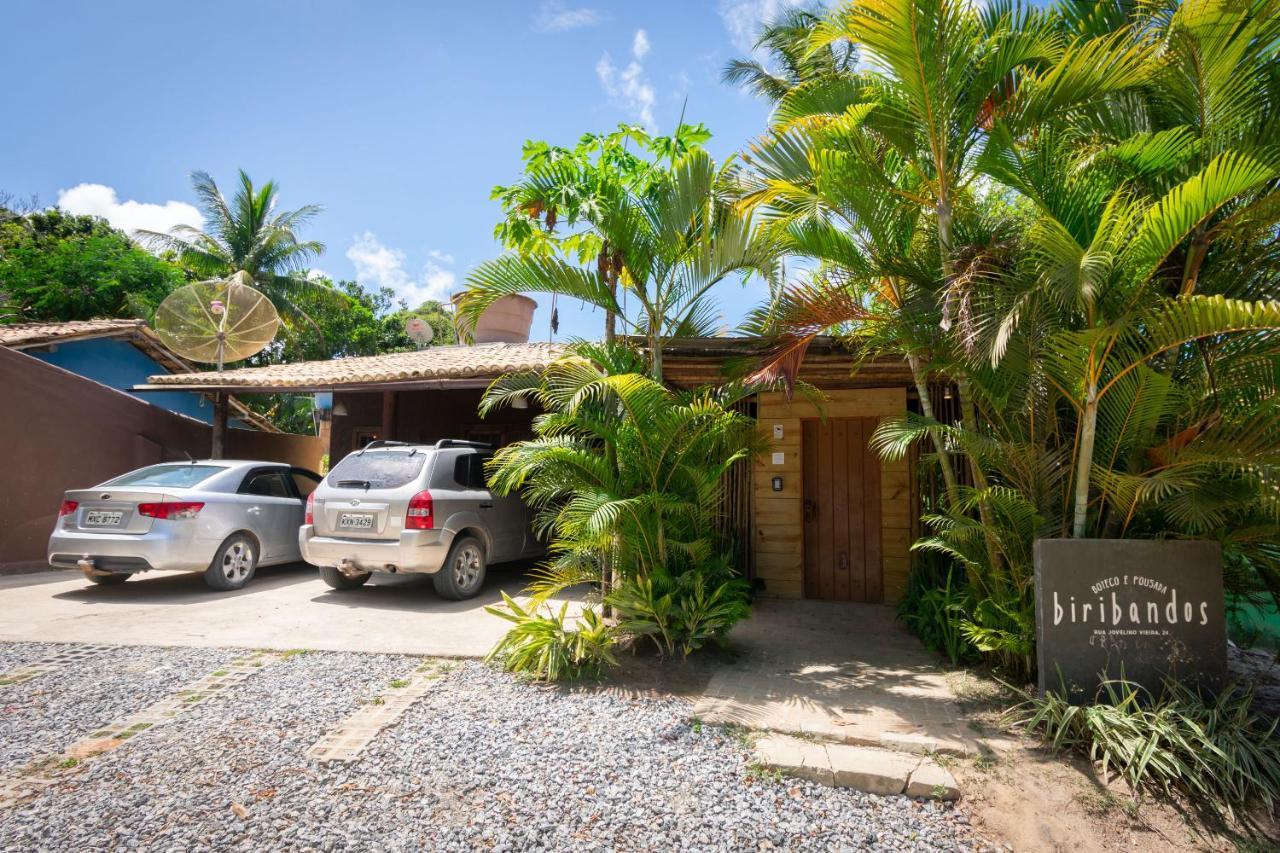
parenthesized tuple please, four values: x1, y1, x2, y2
(0, 643, 974, 851)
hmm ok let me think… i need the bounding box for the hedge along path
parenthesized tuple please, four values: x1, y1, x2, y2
(306, 658, 455, 763)
(0, 644, 118, 686)
(0, 650, 282, 808)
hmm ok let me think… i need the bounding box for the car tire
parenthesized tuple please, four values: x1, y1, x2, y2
(87, 572, 130, 586)
(204, 534, 258, 591)
(319, 566, 371, 590)
(432, 535, 487, 600)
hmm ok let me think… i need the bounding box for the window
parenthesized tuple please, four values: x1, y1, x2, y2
(452, 453, 491, 489)
(239, 470, 292, 498)
(291, 469, 321, 498)
(106, 464, 224, 489)
(328, 450, 427, 490)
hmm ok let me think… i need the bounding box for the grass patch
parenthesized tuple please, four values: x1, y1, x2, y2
(389, 679, 409, 689)
(212, 670, 229, 677)
(745, 762, 785, 784)
(719, 723, 760, 750)
(280, 649, 312, 660)
(129, 722, 152, 732)
(57, 757, 80, 769)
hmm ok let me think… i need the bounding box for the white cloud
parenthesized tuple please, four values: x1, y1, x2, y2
(428, 249, 455, 265)
(345, 232, 456, 308)
(56, 183, 202, 237)
(718, 0, 805, 53)
(596, 29, 657, 129)
(534, 1, 600, 32)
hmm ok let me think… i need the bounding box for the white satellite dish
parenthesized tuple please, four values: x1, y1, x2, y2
(153, 272, 280, 370)
(405, 316, 434, 349)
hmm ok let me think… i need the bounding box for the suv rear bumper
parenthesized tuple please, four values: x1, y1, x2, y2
(298, 525, 453, 574)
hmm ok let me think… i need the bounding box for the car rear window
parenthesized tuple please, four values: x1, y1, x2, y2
(105, 464, 224, 488)
(328, 450, 428, 490)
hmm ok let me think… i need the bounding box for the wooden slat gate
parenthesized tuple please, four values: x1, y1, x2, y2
(801, 417, 883, 602)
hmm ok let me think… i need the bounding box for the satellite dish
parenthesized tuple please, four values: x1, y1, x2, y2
(405, 316, 434, 349)
(153, 272, 280, 370)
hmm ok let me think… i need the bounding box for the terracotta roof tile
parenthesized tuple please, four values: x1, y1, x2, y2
(146, 342, 568, 390)
(0, 319, 146, 348)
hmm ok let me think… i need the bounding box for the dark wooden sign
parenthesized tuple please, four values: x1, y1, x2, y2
(1034, 539, 1226, 703)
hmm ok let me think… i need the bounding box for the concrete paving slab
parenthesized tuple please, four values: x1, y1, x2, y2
(0, 564, 583, 657)
(753, 734, 834, 786)
(693, 600, 976, 756)
(825, 744, 919, 795)
(905, 761, 961, 801)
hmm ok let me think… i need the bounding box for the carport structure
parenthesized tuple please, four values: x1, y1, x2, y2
(140, 338, 928, 603)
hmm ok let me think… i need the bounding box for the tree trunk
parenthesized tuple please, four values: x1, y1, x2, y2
(605, 268, 618, 344)
(908, 355, 960, 508)
(938, 194, 1002, 575)
(955, 377, 1004, 578)
(648, 324, 663, 383)
(1072, 381, 1100, 539)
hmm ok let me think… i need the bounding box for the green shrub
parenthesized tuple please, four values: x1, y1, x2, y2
(608, 565, 751, 658)
(897, 555, 977, 666)
(1010, 679, 1280, 829)
(485, 593, 617, 682)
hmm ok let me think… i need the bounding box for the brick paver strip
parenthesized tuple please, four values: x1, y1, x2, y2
(0, 644, 118, 686)
(0, 651, 280, 809)
(306, 659, 448, 763)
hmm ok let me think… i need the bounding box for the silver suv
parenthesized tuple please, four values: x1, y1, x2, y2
(299, 440, 540, 599)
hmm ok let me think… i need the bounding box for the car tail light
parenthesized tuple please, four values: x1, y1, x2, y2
(406, 490, 434, 530)
(58, 499, 79, 517)
(305, 492, 315, 525)
(137, 501, 204, 520)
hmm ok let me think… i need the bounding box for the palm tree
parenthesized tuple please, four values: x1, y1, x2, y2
(459, 148, 779, 382)
(480, 341, 761, 603)
(721, 6, 857, 103)
(732, 0, 1153, 572)
(139, 169, 329, 331)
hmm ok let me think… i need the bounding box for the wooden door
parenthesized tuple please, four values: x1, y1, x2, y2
(801, 418, 882, 602)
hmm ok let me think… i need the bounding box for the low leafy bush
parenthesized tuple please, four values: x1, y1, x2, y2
(485, 593, 617, 682)
(897, 554, 977, 666)
(1010, 679, 1280, 828)
(608, 565, 751, 658)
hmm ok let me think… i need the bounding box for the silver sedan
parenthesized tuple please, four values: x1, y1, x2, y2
(47, 461, 321, 591)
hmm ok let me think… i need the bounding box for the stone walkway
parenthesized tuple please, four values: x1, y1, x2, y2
(694, 600, 981, 757)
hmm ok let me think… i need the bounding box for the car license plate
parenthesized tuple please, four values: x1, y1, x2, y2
(338, 513, 375, 530)
(85, 510, 123, 526)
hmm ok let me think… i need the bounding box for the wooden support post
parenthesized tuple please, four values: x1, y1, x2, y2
(380, 391, 397, 441)
(211, 393, 228, 459)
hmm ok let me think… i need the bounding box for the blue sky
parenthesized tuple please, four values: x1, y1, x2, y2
(1, 0, 802, 342)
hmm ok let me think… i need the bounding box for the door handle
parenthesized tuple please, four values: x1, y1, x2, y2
(479, 502, 494, 509)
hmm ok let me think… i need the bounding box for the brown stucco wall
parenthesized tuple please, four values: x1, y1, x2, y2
(0, 346, 317, 569)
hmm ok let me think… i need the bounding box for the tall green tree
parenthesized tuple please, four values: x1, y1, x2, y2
(459, 125, 780, 381)
(0, 208, 185, 322)
(138, 170, 332, 330)
(721, 6, 857, 103)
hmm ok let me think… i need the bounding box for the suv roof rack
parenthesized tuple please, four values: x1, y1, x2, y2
(434, 439, 494, 450)
(357, 440, 413, 455)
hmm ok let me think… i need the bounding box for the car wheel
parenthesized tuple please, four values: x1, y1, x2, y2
(204, 534, 258, 591)
(87, 572, 130, 586)
(433, 535, 486, 600)
(319, 565, 371, 590)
